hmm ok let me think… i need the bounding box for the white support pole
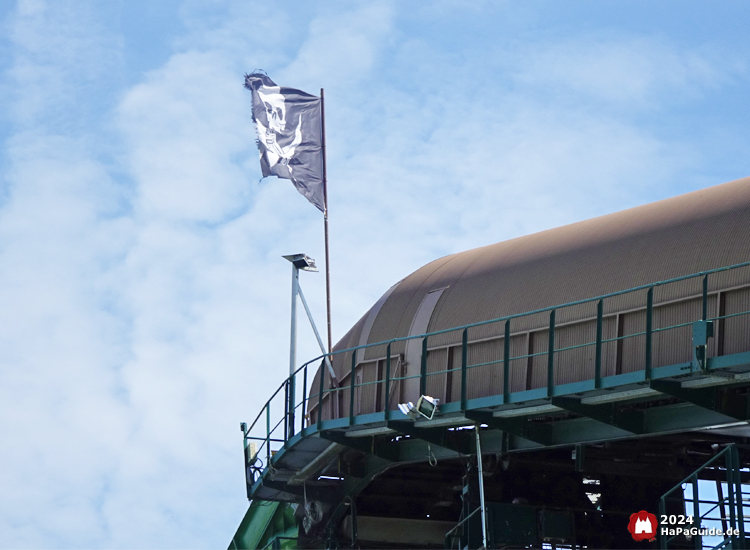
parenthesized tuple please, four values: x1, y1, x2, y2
(288, 264, 299, 433)
(475, 425, 488, 549)
(290, 264, 299, 377)
(297, 284, 338, 386)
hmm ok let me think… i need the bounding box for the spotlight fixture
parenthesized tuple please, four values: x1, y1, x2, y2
(415, 395, 439, 420)
(282, 253, 318, 272)
(398, 395, 440, 420)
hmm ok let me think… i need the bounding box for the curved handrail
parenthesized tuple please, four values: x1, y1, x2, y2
(242, 260, 750, 473)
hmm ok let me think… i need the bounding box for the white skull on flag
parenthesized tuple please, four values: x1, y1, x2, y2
(256, 86, 303, 169)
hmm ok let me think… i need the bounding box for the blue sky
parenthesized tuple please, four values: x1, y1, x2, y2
(1, 1, 749, 547)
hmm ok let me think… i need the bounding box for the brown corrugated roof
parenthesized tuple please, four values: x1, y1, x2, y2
(326, 175, 750, 383)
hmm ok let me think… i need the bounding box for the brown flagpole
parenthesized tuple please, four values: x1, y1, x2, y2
(320, 88, 337, 417)
(321, 88, 332, 359)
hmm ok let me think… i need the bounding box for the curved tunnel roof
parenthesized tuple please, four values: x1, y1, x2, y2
(326, 175, 750, 383)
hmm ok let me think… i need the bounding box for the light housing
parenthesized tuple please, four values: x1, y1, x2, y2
(398, 395, 440, 420)
(415, 395, 439, 420)
(282, 253, 318, 272)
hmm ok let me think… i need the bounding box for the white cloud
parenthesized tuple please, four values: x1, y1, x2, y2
(1, 0, 749, 548)
(510, 36, 743, 108)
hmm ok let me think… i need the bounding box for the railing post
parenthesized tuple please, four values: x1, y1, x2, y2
(289, 373, 296, 439)
(547, 309, 556, 398)
(726, 447, 738, 534)
(317, 358, 326, 431)
(266, 402, 271, 465)
(301, 365, 308, 431)
(349, 351, 356, 425)
(461, 328, 468, 411)
(420, 336, 428, 397)
(503, 320, 510, 403)
(733, 445, 746, 543)
(702, 275, 708, 321)
(384, 343, 392, 420)
(646, 287, 653, 380)
(692, 474, 701, 549)
(284, 379, 289, 442)
(595, 300, 603, 389)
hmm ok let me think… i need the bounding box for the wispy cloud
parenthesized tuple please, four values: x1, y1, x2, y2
(1, 0, 749, 547)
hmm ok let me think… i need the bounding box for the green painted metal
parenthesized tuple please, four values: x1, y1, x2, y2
(301, 365, 307, 428)
(229, 500, 298, 550)
(547, 309, 555, 397)
(349, 351, 356, 425)
(659, 445, 747, 550)
(503, 320, 510, 403)
(317, 358, 325, 431)
(646, 287, 653, 380)
(551, 396, 645, 434)
(384, 343, 392, 420)
(265, 404, 270, 465)
(241, 261, 750, 517)
(420, 336, 428, 397)
(703, 275, 709, 321)
(465, 409, 549, 445)
(387, 419, 473, 454)
(461, 328, 468, 411)
(283, 381, 288, 441)
(595, 299, 603, 389)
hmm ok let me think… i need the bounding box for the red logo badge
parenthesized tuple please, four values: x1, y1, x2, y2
(627, 510, 658, 542)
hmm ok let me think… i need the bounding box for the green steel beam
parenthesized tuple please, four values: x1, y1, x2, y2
(387, 420, 473, 454)
(650, 379, 750, 421)
(551, 396, 645, 434)
(463, 410, 551, 445)
(319, 430, 398, 461)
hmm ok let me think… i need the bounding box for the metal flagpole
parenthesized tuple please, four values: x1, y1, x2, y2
(320, 88, 333, 353)
(321, 89, 337, 417)
(321, 89, 332, 359)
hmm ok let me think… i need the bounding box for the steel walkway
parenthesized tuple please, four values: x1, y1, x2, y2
(236, 261, 750, 546)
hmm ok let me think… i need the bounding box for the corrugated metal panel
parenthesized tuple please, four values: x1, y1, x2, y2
(308, 362, 334, 422)
(652, 297, 706, 368)
(619, 310, 646, 374)
(447, 346, 462, 404)
(329, 315, 368, 392)
(553, 320, 596, 385)
(527, 329, 549, 390)
(427, 177, 750, 342)
(329, 288, 746, 416)
(425, 348, 448, 403)
(313, 177, 750, 419)
(600, 317, 619, 378)
(358, 282, 401, 363)
(467, 340, 502, 399)
(721, 287, 750, 356)
(438, 334, 531, 403)
(508, 334, 530, 393)
(356, 360, 379, 415)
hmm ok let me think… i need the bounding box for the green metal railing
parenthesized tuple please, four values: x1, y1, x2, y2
(242, 261, 750, 479)
(660, 445, 748, 549)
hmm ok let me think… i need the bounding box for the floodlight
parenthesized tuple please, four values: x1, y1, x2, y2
(398, 395, 440, 421)
(282, 253, 318, 272)
(415, 395, 439, 420)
